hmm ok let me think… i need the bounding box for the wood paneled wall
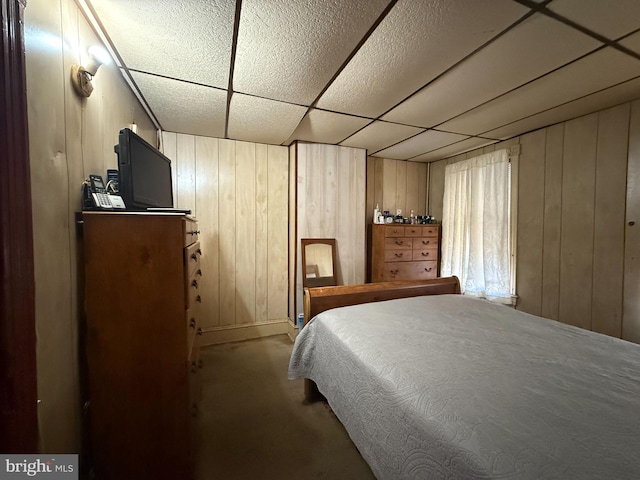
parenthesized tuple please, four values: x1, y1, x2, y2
(24, 0, 156, 453)
(366, 157, 428, 221)
(429, 101, 640, 343)
(162, 133, 289, 343)
(293, 142, 367, 317)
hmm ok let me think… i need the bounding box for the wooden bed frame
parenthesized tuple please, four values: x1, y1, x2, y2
(301, 276, 461, 400)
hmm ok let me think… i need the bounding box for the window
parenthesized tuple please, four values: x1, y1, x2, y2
(440, 148, 516, 304)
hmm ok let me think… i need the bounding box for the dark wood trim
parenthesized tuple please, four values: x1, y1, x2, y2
(0, 0, 38, 452)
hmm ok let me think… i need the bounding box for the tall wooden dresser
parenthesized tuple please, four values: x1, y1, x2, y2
(369, 224, 441, 282)
(82, 211, 202, 480)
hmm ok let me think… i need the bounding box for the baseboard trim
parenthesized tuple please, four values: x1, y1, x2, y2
(287, 318, 299, 343)
(200, 319, 290, 345)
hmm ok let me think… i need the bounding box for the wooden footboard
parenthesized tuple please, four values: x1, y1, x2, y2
(301, 276, 461, 401)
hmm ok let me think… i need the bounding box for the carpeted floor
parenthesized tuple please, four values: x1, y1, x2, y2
(194, 334, 376, 480)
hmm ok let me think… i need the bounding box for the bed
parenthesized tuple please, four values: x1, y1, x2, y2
(288, 277, 640, 480)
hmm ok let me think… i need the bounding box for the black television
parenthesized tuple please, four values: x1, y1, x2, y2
(115, 128, 174, 210)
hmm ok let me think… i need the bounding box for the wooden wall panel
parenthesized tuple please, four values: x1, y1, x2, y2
(592, 104, 629, 337)
(255, 144, 269, 323)
(516, 129, 546, 315)
(163, 132, 178, 207)
(541, 124, 564, 320)
(559, 114, 598, 330)
(217, 140, 236, 326)
(176, 134, 196, 213)
(624, 100, 640, 343)
(235, 142, 257, 325)
(194, 135, 219, 328)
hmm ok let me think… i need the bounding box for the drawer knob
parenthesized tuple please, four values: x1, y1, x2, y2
(192, 279, 199, 288)
(421, 252, 430, 257)
(390, 269, 399, 275)
(189, 318, 196, 328)
(424, 267, 433, 272)
(394, 253, 403, 258)
(395, 240, 403, 245)
(188, 230, 201, 236)
(197, 248, 202, 255)
(196, 295, 202, 303)
(422, 240, 430, 245)
(196, 268, 202, 276)
(197, 327, 203, 336)
(191, 361, 198, 373)
(190, 253, 198, 261)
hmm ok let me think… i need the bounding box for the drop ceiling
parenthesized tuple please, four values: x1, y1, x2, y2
(83, 0, 640, 162)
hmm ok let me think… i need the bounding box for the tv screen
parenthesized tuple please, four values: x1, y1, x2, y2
(115, 128, 173, 209)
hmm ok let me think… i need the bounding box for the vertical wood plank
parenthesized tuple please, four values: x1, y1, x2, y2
(289, 144, 298, 319)
(417, 162, 427, 216)
(405, 161, 420, 216)
(395, 160, 407, 215)
(428, 159, 447, 220)
(592, 104, 629, 337)
(162, 132, 178, 203)
(516, 129, 546, 315)
(623, 100, 640, 343)
(559, 114, 598, 330)
(235, 141, 256, 325)
(267, 145, 289, 320)
(373, 157, 384, 214)
(541, 124, 564, 320)
(366, 156, 375, 223)
(218, 139, 236, 326)
(382, 158, 397, 214)
(176, 134, 196, 213)
(255, 143, 269, 323)
(353, 148, 367, 284)
(194, 135, 219, 328)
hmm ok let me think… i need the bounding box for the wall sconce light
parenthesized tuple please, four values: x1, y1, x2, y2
(71, 45, 110, 97)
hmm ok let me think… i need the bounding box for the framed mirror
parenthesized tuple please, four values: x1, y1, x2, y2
(301, 238, 337, 288)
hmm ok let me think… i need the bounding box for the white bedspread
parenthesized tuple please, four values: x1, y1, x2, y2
(288, 294, 640, 480)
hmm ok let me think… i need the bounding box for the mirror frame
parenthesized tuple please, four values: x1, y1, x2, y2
(301, 238, 337, 288)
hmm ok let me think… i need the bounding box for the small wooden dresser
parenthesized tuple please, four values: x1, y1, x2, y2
(82, 211, 202, 480)
(369, 223, 441, 282)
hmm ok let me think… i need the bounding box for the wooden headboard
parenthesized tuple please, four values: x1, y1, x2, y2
(303, 276, 461, 326)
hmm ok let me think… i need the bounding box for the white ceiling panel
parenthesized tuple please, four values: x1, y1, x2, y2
(620, 31, 640, 55)
(227, 93, 307, 145)
(548, 0, 640, 40)
(382, 13, 601, 128)
(286, 109, 371, 145)
(339, 121, 424, 152)
(91, 0, 235, 88)
(130, 72, 227, 138)
(233, 0, 391, 105)
(374, 130, 468, 159)
(483, 76, 640, 140)
(410, 137, 498, 162)
(315, 0, 528, 118)
(438, 48, 640, 136)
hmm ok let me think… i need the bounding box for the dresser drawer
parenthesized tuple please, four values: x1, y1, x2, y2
(184, 241, 202, 280)
(422, 226, 440, 237)
(384, 249, 412, 262)
(404, 226, 423, 237)
(186, 269, 202, 309)
(415, 237, 438, 248)
(384, 237, 412, 250)
(412, 247, 438, 261)
(378, 261, 438, 281)
(384, 226, 405, 237)
(184, 219, 199, 247)
(186, 309, 198, 360)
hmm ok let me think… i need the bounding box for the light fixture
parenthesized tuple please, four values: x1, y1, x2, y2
(71, 45, 111, 97)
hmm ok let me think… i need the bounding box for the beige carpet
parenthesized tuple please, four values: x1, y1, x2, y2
(194, 335, 376, 480)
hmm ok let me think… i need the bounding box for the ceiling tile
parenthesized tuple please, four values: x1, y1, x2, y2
(339, 121, 424, 152)
(227, 93, 307, 145)
(382, 13, 601, 128)
(548, 0, 640, 39)
(374, 130, 468, 159)
(619, 31, 640, 55)
(408, 137, 498, 162)
(286, 109, 371, 145)
(233, 0, 391, 105)
(130, 72, 227, 138)
(91, 0, 236, 88)
(315, 0, 528, 118)
(438, 48, 640, 135)
(483, 76, 640, 139)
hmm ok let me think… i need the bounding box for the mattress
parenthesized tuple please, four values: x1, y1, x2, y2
(288, 294, 640, 480)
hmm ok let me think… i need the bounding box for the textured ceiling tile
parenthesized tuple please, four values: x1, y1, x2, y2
(408, 137, 498, 162)
(131, 72, 227, 138)
(286, 109, 371, 145)
(91, 0, 235, 88)
(438, 48, 640, 136)
(234, 0, 391, 105)
(548, 0, 640, 39)
(315, 0, 528, 118)
(483, 76, 640, 140)
(382, 14, 601, 128)
(374, 130, 468, 159)
(227, 93, 307, 145)
(340, 121, 424, 152)
(620, 31, 640, 55)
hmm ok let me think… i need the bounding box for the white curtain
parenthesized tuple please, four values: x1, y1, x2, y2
(441, 149, 512, 304)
